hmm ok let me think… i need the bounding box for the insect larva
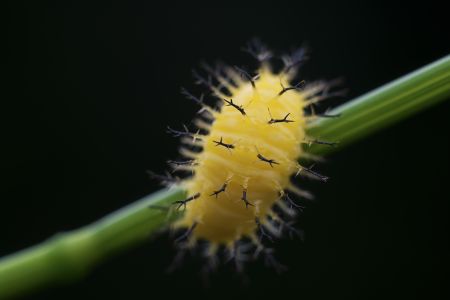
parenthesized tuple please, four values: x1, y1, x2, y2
(159, 40, 341, 270)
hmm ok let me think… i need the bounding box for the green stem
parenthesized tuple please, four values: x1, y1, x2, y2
(0, 55, 449, 298)
(0, 188, 186, 298)
(307, 55, 450, 155)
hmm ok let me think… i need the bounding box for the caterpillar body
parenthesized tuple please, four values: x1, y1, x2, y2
(161, 41, 338, 269)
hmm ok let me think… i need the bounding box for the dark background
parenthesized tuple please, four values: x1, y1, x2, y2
(3, 1, 449, 299)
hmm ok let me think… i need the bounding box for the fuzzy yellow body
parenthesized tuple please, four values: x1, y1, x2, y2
(177, 67, 306, 245)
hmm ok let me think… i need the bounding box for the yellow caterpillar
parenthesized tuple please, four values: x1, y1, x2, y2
(163, 41, 338, 268)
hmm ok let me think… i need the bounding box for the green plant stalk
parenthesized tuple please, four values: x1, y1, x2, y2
(307, 54, 450, 155)
(0, 55, 449, 298)
(0, 188, 186, 299)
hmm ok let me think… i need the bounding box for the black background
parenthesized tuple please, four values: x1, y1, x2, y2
(3, 1, 449, 299)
